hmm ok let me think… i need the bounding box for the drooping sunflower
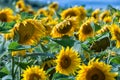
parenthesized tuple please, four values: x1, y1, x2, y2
(99, 10, 110, 21)
(55, 47, 81, 75)
(40, 17, 58, 36)
(0, 8, 16, 22)
(78, 6, 86, 21)
(51, 17, 78, 38)
(91, 9, 100, 22)
(48, 2, 59, 11)
(109, 24, 120, 48)
(16, 0, 26, 12)
(96, 24, 110, 35)
(22, 66, 46, 80)
(103, 16, 112, 23)
(14, 19, 45, 45)
(78, 20, 94, 41)
(76, 58, 118, 80)
(60, 7, 80, 20)
(37, 8, 48, 17)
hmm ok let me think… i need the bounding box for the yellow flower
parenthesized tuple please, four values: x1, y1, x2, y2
(14, 19, 45, 45)
(55, 47, 81, 75)
(78, 6, 86, 21)
(22, 66, 46, 80)
(12, 50, 26, 56)
(103, 16, 112, 23)
(78, 20, 94, 41)
(51, 17, 78, 38)
(91, 9, 100, 22)
(37, 8, 48, 16)
(48, 2, 59, 11)
(76, 59, 118, 80)
(16, 0, 26, 12)
(96, 24, 110, 35)
(0, 8, 16, 22)
(61, 7, 80, 20)
(109, 24, 120, 48)
(100, 10, 110, 21)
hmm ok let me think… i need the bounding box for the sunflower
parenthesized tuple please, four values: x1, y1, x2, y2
(76, 59, 118, 80)
(14, 19, 45, 45)
(16, 0, 26, 12)
(103, 16, 112, 23)
(11, 49, 26, 56)
(91, 9, 100, 22)
(55, 47, 81, 75)
(78, 20, 94, 41)
(22, 66, 46, 80)
(109, 24, 120, 48)
(37, 8, 48, 17)
(0, 8, 16, 22)
(78, 6, 86, 21)
(60, 7, 80, 20)
(40, 17, 58, 36)
(51, 17, 78, 38)
(48, 2, 59, 11)
(99, 10, 110, 21)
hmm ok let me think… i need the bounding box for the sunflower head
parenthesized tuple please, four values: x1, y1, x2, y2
(0, 8, 16, 22)
(16, 0, 26, 12)
(100, 10, 110, 21)
(109, 24, 120, 48)
(103, 16, 112, 23)
(14, 19, 45, 45)
(78, 6, 86, 21)
(76, 58, 118, 80)
(37, 8, 48, 17)
(55, 47, 81, 75)
(78, 20, 94, 41)
(91, 9, 100, 20)
(51, 17, 78, 38)
(48, 2, 59, 11)
(22, 66, 47, 80)
(60, 7, 80, 20)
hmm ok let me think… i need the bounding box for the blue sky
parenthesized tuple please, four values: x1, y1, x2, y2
(28, 0, 120, 9)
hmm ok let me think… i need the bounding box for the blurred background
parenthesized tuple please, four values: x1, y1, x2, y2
(0, 0, 120, 9)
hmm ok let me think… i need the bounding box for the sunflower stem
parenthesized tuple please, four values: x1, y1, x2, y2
(12, 56, 15, 80)
(19, 57, 21, 80)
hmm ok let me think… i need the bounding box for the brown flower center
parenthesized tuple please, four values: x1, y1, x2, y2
(0, 13, 7, 22)
(86, 68, 105, 80)
(57, 21, 72, 34)
(60, 55, 71, 69)
(18, 22, 35, 44)
(81, 23, 93, 35)
(65, 11, 77, 18)
(115, 30, 120, 41)
(29, 73, 41, 80)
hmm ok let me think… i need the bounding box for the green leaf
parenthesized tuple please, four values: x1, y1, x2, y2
(110, 56, 120, 64)
(8, 42, 25, 51)
(0, 67, 9, 74)
(51, 36, 75, 47)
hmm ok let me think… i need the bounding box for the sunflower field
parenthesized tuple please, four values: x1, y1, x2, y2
(0, 0, 120, 80)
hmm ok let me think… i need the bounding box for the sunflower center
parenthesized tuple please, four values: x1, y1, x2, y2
(115, 30, 120, 41)
(86, 68, 105, 80)
(81, 23, 93, 34)
(29, 73, 41, 80)
(57, 21, 72, 34)
(0, 13, 7, 22)
(18, 22, 35, 44)
(65, 12, 77, 18)
(60, 55, 71, 69)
